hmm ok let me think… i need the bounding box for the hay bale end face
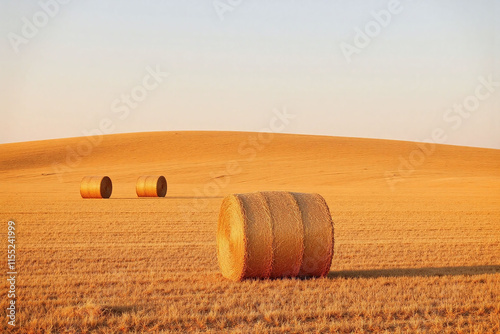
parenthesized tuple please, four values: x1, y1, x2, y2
(217, 191, 334, 281)
(136, 176, 167, 197)
(80, 176, 112, 199)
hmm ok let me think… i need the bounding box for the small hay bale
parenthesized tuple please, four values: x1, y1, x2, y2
(136, 176, 167, 197)
(217, 191, 334, 281)
(80, 176, 112, 199)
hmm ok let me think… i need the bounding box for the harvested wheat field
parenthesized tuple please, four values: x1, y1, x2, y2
(0, 131, 499, 333)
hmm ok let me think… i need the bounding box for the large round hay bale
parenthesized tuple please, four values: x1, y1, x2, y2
(136, 176, 167, 197)
(266, 191, 304, 278)
(217, 191, 334, 281)
(291, 192, 334, 277)
(80, 176, 112, 199)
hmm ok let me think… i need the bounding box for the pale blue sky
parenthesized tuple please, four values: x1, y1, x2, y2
(1, 0, 499, 148)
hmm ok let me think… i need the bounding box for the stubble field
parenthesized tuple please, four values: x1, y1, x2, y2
(1, 131, 499, 333)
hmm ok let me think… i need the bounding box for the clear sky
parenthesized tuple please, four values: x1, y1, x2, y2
(1, 0, 499, 149)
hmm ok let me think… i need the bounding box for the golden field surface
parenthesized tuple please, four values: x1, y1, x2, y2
(0, 131, 499, 333)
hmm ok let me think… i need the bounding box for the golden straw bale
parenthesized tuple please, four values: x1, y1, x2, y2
(80, 176, 112, 199)
(264, 191, 304, 278)
(136, 176, 167, 197)
(292, 192, 334, 277)
(217, 193, 274, 281)
(217, 191, 334, 281)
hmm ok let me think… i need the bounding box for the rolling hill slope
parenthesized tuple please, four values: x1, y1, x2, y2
(0, 131, 499, 332)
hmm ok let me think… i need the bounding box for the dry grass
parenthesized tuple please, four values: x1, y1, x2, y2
(0, 131, 499, 333)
